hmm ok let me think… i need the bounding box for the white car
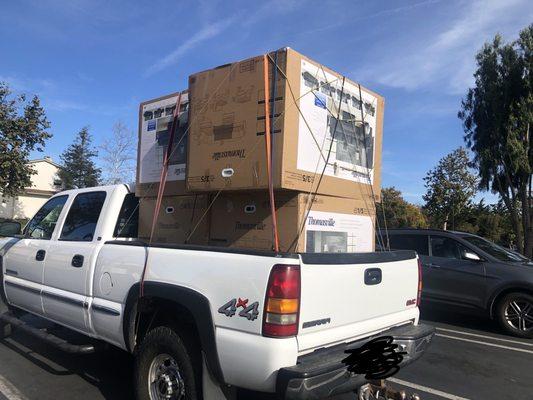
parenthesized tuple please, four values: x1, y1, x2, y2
(0, 184, 433, 400)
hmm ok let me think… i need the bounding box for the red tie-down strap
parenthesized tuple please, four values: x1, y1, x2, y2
(140, 92, 183, 297)
(263, 54, 280, 252)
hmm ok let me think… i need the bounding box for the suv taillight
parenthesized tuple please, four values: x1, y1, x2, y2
(417, 258, 423, 306)
(262, 264, 300, 337)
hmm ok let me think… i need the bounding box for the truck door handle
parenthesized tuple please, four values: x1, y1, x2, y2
(71, 255, 84, 268)
(429, 263, 441, 269)
(364, 268, 382, 285)
(35, 250, 46, 261)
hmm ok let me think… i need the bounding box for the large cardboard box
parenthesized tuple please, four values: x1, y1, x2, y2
(138, 195, 209, 245)
(136, 91, 189, 197)
(187, 48, 383, 201)
(209, 191, 376, 253)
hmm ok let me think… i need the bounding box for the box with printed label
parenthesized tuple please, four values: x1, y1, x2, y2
(187, 48, 383, 201)
(209, 191, 376, 253)
(138, 194, 209, 245)
(136, 91, 189, 197)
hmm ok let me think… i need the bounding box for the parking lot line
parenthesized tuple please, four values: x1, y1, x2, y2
(436, 327, 533, 347)
(0, 374, 27, 400)
(388, 377, 471, 400)
(436, 333, 533, 354)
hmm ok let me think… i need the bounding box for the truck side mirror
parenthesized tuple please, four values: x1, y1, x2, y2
(463, 251, 481, 262)
(0, 221, 22, 237)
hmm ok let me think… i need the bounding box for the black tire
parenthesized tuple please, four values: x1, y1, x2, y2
(496, 292, 533, 339)
(134, 326, 201, 400)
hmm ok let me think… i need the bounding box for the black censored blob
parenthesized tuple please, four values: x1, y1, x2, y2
(342, 336, 407, 379)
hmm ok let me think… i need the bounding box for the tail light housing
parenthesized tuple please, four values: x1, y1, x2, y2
(262, 264, 300, 337)
(417, 258, 423, 306)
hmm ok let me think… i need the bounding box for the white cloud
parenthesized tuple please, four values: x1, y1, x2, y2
(144, 0, 302, 76)
(0, 75, 56, 94)
(144, 15, 239, 76)
(356, 0, 533, 94)
(46, 99, 88, 112)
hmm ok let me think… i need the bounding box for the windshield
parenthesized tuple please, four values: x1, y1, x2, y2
(462, 235, 528, 262)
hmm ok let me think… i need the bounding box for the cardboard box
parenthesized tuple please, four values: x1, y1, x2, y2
(187, 48, 384, 201)
(138, 195, 209, 245)
(209, 191, 376, 253)
(136, 91, 189, 197)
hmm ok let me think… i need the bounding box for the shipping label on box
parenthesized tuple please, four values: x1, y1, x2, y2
(137, 92, 189, 187)
(296, 59, 378, 186)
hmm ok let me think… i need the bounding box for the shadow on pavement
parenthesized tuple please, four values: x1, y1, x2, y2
(1, 326, 133, 400)
(419, 303, 505, 335)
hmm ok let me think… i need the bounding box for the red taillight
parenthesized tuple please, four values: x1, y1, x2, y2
(417, 258, 423, 306)
(263, 265, 300, 338)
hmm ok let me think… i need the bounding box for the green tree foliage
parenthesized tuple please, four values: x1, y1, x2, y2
(59, 127, 101, 189)
(453, 200, 516, 247)
(423, 147, 477, 230)
(458, 24, 532, 256)
(378, 187, 428, 229)
(0, 82, 51, 197)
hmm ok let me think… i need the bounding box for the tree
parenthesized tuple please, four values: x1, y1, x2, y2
(378, 187, 428, 229)
(423, 147, 477, 230)
(458, 25, 533, 256)
(0, 82, 51, 197)
(59, 127, 101, 189)
(454, 200, 516, 248)
(99, 121, 136, 185)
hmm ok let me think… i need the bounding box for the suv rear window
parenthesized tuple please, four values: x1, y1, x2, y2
(388, 234, 429, 256)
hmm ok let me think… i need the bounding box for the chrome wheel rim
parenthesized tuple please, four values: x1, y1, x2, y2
(148, 353, 185, 400)
(504, 299, 533, 332)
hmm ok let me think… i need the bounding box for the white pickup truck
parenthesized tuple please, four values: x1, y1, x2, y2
(0, 184, 434, 400)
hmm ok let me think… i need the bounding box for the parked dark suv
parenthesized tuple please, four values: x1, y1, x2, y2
(378, 229, 533, 338)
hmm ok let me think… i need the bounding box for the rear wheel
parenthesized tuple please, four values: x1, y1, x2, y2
(496, 292, 533, 338)
(134, 326, 200, 400)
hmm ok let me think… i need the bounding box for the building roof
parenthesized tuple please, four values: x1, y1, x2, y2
(27, 157, 62, 169)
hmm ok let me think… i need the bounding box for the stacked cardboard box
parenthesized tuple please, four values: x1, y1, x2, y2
(135, 47, 383, 252)
(186, 47, 383, 201)
(137, 195, 209, 245)
(136, 91, 189, 197)
(209, 192, 376, 253)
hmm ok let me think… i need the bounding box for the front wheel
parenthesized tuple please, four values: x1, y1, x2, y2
(134, 326, 200, 400)
(496, 292, 533, 339)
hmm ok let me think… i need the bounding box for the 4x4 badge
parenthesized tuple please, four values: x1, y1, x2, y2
(218, 298, 259, 321)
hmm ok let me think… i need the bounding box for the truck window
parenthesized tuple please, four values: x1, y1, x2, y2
(24, 195, 68, 239)
(114, 193, 139, 238)
(388, 234, 429, 256)
(60, 192, 106, 242)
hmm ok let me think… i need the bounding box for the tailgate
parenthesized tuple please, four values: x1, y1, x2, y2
(297, 250, 419, 353)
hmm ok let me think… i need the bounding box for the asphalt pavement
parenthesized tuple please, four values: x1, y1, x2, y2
(0, 306, 532, 400)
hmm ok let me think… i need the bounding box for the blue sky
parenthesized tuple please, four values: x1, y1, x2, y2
(1, 0, 532, 203)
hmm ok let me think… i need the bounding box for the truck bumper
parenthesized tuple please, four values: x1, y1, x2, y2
(276, 323, 435, 400)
